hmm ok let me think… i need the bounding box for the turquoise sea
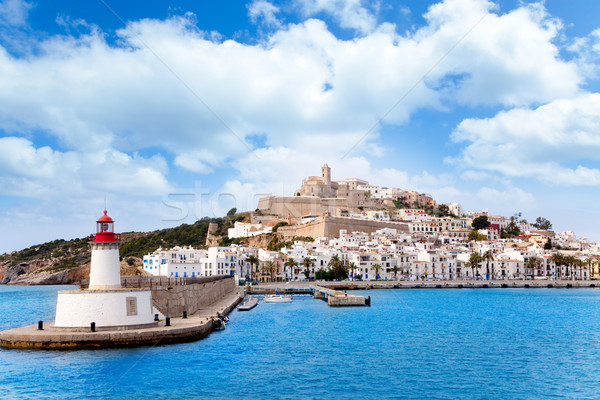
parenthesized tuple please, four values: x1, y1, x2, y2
(1, 285, 600, 399)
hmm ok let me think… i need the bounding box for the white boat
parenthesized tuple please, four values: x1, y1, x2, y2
(264, 294, 292, 303)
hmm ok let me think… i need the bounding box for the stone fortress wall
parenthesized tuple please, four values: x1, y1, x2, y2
(278, 216, 410, 239)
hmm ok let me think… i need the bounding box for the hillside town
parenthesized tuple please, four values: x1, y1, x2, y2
(143, 165, 600, 282)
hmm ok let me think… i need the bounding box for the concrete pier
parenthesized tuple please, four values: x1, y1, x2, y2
(313, 286, 368, 306)
(0, 291, 243, 350)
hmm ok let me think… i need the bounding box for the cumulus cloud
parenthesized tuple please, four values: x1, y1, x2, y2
(297, 0, 377, 35)
(0, 137, 172, 198)
(569, 28, 600, 80)
(0, 0, 31, 26)
(0, 0, 578, 174)
(451, 93, 600, 185)
(248, 0, 282, 28)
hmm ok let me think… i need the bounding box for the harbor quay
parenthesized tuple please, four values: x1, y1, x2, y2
(251, 279, 599, 290)
(0, 290, 243, 350)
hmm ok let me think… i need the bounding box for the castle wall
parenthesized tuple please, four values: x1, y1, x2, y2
(278, 216, 410, 240)
(257, 196, 347, 218)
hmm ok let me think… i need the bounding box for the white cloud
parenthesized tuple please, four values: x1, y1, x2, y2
(297, 0, 377, 35)
(476, 186, 536, 213)
(0, 137, 172, 198)
(451, 92, 600, 185)
(248, 0, 282, 28)
(0, 0, 579, 174)
(569, 28, 600, 80)
(0, 0, 31, 26)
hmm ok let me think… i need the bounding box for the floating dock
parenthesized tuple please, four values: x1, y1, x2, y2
(245, 285, 369, 307)
(313, 286, 369, 306)
(238, 297, 258, 311)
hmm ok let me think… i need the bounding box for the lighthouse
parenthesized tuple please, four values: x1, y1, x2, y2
(54, 209, 157, 330)
(88, 210, 121, 290)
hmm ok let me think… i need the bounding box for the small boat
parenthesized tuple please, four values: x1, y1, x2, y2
(238, 296, 258, 311)
(264, 294, 292, 303)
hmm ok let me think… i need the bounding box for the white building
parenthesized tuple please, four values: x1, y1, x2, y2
(227, 221, 272, 238)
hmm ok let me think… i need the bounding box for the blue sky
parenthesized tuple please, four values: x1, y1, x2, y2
(1, 0, 600, 253)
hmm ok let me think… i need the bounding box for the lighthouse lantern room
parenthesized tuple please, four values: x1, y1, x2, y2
(88, 210, 122, 290)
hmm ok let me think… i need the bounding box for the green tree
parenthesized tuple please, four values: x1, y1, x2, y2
(544, 239, 552, 250)
(551, 253, 564, 279)
(227, 208, 237, 217)
(246, 255, 259, 281)
(471, 216, 490, 230)
(264, 261, 276, 282)
(482, 250, 494, 279)
(437, 204, 450, 217)
(348, 262, 358, 281)
(315, 268, 327, 280)
(272, 221, 289, 232)
(466, 252, 482, 279)
(468, 230, 487, 241)
(373, 263, 382, 281)
(526, 256, 540, 279)
(328, 255, 348, 281)
(301, 257, 314, 281)
(284, 258, 298, 281)
(391, 265, 400, 280)
(533, 217, 552, 230)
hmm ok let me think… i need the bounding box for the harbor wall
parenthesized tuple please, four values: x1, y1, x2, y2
(151, 276, 236, 317)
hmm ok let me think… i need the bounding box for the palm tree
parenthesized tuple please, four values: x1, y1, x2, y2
(564, 255, 577, 280)
(264, 261, 276, 282)
(348, 262, 358, 281)
(467, 252, 481, 279)
(391, 265, 400, 281)
(301, 257, 314, 281)
(328, 255, 348, 281)
(482, 250, 494, 280)
(246, 255, 259, 281)
(526, 256, 540, 279)
(551, 253, 564, 280)
(284, 258, 298, 281)
(373, 263, 382, 281)
(575, 258, 585, 280)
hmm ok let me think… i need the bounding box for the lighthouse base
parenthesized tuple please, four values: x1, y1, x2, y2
(54, 289, 156, 329)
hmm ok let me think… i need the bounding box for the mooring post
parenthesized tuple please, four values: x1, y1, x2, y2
(90, 322, 96, 332)
(154, 314, 159, 321)
(38, 321, 43, 330)
(166, 317, 171, 327)
(183, 310, 187, 319)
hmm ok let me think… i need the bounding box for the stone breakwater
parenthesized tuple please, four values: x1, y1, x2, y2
(0, 289, 243, 350)
(150, 277, 235, 317)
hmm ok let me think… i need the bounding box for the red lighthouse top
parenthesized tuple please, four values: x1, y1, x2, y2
(92, 210, 121, 242)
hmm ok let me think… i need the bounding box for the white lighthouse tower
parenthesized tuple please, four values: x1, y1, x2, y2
(89, 210, 121, 290)
(54, 210, 157, 330)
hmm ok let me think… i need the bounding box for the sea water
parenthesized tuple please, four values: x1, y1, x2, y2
(1, 285, 600, 399)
